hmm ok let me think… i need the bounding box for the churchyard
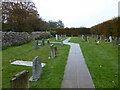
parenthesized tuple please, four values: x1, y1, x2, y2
(2, 36, 70, 88)
(2, 35, 118, 88)
(69, 37, 118, 88)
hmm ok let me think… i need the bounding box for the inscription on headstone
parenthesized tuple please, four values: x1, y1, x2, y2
(11, 70, 29, 88)
(29, 56, 42, 81)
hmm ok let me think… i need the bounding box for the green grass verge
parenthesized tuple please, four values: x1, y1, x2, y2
(2, 41, 70, 88)
(69, 37, 118, 88)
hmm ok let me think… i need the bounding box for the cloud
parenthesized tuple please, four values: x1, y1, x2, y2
(33, 0, 119, 28)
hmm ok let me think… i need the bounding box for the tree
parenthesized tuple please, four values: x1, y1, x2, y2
(48, 20, 64, 29)
(2, 1, 49, 32)
(57, 20, 64, 28)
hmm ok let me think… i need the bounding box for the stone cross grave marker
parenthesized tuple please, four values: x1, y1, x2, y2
(11, 70, 29, 88)
(29, 56, 42, 81)
(34, 40, 38, 49)
(50, 44, 55, 59)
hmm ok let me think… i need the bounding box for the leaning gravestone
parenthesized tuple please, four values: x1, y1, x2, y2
(11, 70, 29, 88)
(34, 40, 38, 49)
(50, 44, 55, 59)
(29, 56, 42, 81)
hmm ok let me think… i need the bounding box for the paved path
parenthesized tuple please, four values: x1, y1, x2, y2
(61, 37, 95, 88)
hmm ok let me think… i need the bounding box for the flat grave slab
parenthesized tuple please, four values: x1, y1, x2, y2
(11, 60, 46, 67)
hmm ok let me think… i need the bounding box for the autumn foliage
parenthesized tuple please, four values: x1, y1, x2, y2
(2, 1, 49, 32)
(51, 28, 90, 36)
(90, 17, 120, 37)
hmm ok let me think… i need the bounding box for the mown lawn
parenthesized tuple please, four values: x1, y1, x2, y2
(2, 40, 70, 88)
(69, 37, 118, 88)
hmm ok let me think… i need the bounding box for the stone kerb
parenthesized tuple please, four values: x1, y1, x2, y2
(10, 70, 29, 88)
(29, 56, 42, 81)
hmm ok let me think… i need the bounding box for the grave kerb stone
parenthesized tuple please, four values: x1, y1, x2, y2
(11, 70, 29, 88)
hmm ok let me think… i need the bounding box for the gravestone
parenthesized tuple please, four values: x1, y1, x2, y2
(47, 39, 50, 44)
(87, 36, 89, 42)
(84, 35, 88, 42)
(56, 34, 58, 40)
(29, 56, 42, 81)
(109, 36, 112, 42)
(11, 70, 29, 88)
(50, 44, 55, 59)
(114, 37, 120, 45)
(100, 35, 102, 40)
(34, 40, 38, 49)
(82, 35, 84, 40)
(58, 35, 60, 40)
(41, 39, 45, 46)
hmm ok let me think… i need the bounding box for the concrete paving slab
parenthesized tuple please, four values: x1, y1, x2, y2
(11, 60, 46, 67)
(61, 37, 95, 88)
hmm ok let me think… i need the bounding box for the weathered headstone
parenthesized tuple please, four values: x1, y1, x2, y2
(11, 70, 29, 88)
(58, 35, 60, 40)
(87, 36, 89, 42)
(41, 39, 45, 46)
(82, 35, 84, 40)
(29, 56, 42, 81)
(56, 34, 58, 40)
(50, 44, 55, 59)
(34, 40, 38, 49)
(114, 37, 120, 45)
(109, 36, 112, 42)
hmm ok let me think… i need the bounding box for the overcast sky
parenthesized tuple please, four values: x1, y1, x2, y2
(33, 0, 119, 28)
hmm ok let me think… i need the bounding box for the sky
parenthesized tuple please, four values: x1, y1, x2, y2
(33, 0, 119, 28)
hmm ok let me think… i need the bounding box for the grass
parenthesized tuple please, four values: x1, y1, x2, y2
(2, 40, 70, 88)
(69, 37, 118, 88)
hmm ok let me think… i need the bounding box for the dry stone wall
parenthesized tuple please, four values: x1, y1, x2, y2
(2, 31, 51, 48)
